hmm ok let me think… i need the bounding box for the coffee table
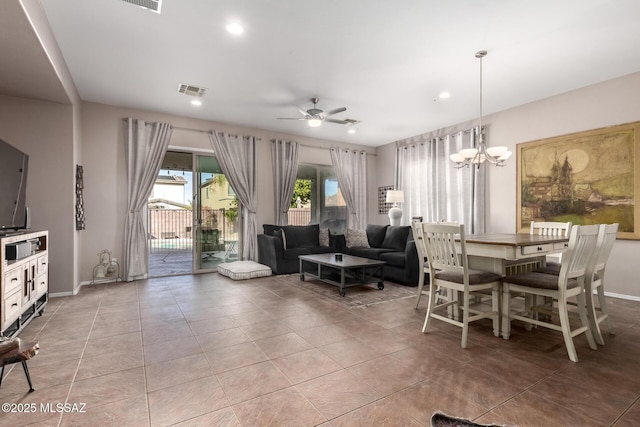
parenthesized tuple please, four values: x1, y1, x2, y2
(298, 253, 385, 297)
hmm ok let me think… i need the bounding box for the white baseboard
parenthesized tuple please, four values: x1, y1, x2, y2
(603, 291, 640, 302)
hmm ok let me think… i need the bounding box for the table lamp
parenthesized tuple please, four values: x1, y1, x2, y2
(386, 190, 404, 226)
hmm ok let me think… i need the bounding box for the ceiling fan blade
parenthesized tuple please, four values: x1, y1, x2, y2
(323, 107, 346, 117)
(277, 117, 308, 120)
(297, 106, 310, 117)
(325, 118, 349, 124)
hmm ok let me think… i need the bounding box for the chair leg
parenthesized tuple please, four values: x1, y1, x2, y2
(492, 286, 500, 337)
(501, 284, 511, 340)
(557, 298, 579, 362)
(597, 284, 615, 337)
(586, 284, 605, 345)
(415, 270, 425, 309)
(21, 361, 35, 393)
(422, 283, 438, 333)
(577, 291, 598, 350)
(461, 290, 470, 349)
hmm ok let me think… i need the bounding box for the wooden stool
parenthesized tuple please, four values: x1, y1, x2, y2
(0, 339, 39, 393)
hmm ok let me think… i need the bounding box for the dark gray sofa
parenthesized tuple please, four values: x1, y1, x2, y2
(257, 224, 338, 274)
(343, 224, 419, 286)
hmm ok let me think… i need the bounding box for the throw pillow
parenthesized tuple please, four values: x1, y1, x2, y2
(319, 228, 330, 247)
(346, 228, 370, 248)
(382, 225, 411, 251)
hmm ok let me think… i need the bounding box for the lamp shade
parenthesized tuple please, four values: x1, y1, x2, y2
(386, 190, 404, 204)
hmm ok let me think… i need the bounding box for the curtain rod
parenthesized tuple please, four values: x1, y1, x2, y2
(122, 119, 375, 155)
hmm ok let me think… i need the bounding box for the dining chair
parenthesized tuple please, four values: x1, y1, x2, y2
(418, 222, 501, 349)
(502, 224, 599, 362)
(411, 221, 430, 309)
(530, 221, 572, 271)
(411, 221, 455, 309)
(585, 223, 619, 345)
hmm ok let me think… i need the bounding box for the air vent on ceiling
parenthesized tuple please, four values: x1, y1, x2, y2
(121, 0, 162, 13)
(177, 84, 207, 97)
(344, 119, 360, 126)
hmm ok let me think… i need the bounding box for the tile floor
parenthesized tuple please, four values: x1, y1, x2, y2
(1, 273, 639, 426)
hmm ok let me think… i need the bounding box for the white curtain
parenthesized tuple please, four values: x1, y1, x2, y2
(123, 118, 173, 281)
(395, 125, 485, 233)
(271, 140, 299, 225)
(209, 131, 258, 261)
(330, 147, 367, 229)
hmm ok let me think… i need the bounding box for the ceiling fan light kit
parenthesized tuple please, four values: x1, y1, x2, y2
(450, 50, 512, 169)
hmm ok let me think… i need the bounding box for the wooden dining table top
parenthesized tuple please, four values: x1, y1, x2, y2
(464, 233, 568, 247)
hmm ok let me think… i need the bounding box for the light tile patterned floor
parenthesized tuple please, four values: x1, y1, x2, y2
(2, 273, 639, 426)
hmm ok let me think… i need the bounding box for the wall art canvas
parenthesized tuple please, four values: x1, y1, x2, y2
(517, 121, 640, 239)
(378, 185, 394, 214)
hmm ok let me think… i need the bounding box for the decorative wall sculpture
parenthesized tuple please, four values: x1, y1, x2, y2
(75, 165, 85, 230)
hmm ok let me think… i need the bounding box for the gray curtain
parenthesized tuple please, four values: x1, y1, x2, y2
(330, 147, 367, 229)
(123, 118, 173, 281)
(395, 124, 485, 232)
(209, 131, 258, 261)
(271, 140, 299, 225)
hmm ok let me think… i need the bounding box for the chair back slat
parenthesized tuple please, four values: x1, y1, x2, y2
(592, 223, 618, 272)
(419, 222, 465, 273)
(559, 224, 599, 282)
(530, 221, 572, 237)
(411, 222, 427, 264)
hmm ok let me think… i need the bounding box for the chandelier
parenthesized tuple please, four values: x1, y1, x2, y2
(450, 50, 512, 168)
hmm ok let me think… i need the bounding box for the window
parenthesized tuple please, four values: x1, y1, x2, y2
(290, 164, 347, 230)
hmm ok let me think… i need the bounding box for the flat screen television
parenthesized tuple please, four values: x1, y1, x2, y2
(0, 138, 29, 233)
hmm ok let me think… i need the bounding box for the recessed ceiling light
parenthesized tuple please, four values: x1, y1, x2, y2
(225, 22, 245, 35)
(191, 99, 202, 106)
(439, 91, 451, 99)
(348, 129, 357, 134)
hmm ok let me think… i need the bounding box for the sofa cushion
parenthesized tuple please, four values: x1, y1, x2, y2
(283, 246, 334, 260)
(366, 224, 388, 248)
(263, 224, 282, 236)
(382, 226, 411, 251)
(282, 224, 320, 248)
(380, 251, 405, 268)
(346, 228, 370, 248)
(345, 247, 393, 260)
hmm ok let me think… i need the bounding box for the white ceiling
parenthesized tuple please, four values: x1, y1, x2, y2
(18, 0, 640, 146)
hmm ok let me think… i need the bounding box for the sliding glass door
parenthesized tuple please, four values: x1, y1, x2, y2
(194, 154, 239, 272)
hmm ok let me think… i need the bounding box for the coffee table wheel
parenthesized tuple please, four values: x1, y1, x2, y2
(378, 282, 384, 290)
(300, 274, 305, 281)
(339, 289, 346, 297)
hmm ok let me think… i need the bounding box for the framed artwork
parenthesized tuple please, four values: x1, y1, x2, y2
(378, 185, 394, 214)
(516, 121, 640, 239)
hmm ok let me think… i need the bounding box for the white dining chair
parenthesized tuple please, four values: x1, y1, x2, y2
(502, 224, 599, 362)
(418, 222, 501, 349)
(530, 221, 572, 270)
(585, 223, 619, 345)
(411, 221, 430, 309)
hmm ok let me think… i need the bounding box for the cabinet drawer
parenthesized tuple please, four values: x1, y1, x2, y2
(4, 268, 23, 296)
(521, 243, 554, 255)
(37, 254, 48, 276)
(553, 241, 569, 251)
(3, 289, 22, 324)
(36, 274, 48, 297)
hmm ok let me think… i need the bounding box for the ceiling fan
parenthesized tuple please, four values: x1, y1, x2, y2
(278, 97, 348, 127)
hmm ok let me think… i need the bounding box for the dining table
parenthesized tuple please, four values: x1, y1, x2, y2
(459, 233, 570, 276)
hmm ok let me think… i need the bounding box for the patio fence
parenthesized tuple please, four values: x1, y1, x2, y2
(147, 208, 237, 252)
